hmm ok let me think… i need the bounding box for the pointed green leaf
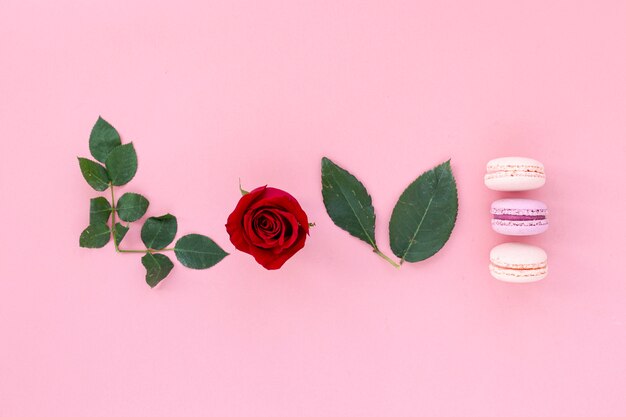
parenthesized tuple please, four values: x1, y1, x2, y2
(79, 223, 111, 248)
(174, 234, 229, 269)
(114, 222, 129, 246)
(89, 116, 121, 163)
(321, 157, 377, 248)
(389, 160, 458, 263)
(141, 214, 177, 250)
(116, 192, 149, 222)
(78, 157, 110, 191)
(89, 197, 111, 225)
(141, 253, 174, 288)
(105, 143, 137, 186)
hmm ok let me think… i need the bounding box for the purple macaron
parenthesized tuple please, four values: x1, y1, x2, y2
(491, 198, 548, 236)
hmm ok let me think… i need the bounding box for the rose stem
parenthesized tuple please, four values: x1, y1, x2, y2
(373, 249, 401, 269)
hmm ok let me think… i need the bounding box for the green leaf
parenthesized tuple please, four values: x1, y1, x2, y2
(89, 116, 121, 163)
(78, 157, 110, 191)
(141, 253, 174, 288)
(114, 222, 129, 246)
(389, 160, 458, 263)
(141, 214, 177, 250)
(79, 223, 111, 248)
(321, 157, 377, 249)
(89, 197, 111, 224)
(116, 192, 149, 222)
(174, 234, 229, 269)
(105, 143, 137, 186)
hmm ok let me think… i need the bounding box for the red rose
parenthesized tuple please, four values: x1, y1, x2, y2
(226, 186, 309, 270)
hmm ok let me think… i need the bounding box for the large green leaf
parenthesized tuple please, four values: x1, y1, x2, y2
(79, 223, 111, 248)
(89, 197, 111, 224)
(141, 214, 177, 250)
(389, 160, 458, 263)
(89, 116, 121, 163)
(116, 192, 149, 222)
(105, 143, 137, 186)
(174, 234, 229, 269)
(113, 222, 129, 246)
(141, 253, 174, 288)
(78, 157, 110, 191)
(321, 157, 377, 248)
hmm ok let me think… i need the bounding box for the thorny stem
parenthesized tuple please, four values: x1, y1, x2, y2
(109, 182, 174, 254)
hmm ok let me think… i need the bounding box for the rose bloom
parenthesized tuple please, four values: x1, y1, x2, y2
(226, 186, 309, 270)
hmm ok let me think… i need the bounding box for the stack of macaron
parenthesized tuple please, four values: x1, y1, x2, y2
(484, 157, 548, 283)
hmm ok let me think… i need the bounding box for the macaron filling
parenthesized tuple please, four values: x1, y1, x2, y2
(489, 262, 548, 280)
(490, 205, 547, 223)
(486, 164, 545, 175)
(493, 214, 546, 221)
(490, 261, 547, 271)
(484, 163, 545, 182)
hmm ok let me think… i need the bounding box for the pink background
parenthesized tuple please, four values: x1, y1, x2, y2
(1, 0, 626, 415)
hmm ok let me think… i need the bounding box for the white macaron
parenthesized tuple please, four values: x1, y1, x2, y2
(489, 242, 548, 283)
(484, 157, 546, 191)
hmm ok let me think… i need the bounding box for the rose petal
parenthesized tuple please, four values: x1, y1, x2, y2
(249, 229, 307, 270)
(226, 186, 269, 253)
(248, 187, 309, 233)
(243, 209, 282, 249)
(255, 210, 284, 247)
(271, 209, 299, 251)
(254, 210, 280, 237)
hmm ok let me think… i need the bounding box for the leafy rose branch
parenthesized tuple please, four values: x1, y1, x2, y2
(78, 117, 228, 287)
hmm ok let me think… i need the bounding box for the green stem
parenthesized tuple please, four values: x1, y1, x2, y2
(110, 183, 120, 252)
(373, 248, 401, 269)
(110, 182, 174, 254)
(118, 248, 175, 253)
(117, 248, 144, 253)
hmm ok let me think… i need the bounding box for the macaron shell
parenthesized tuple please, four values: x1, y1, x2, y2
(489, 242, 548, 283)
(491, 219, 549, 235)
(486, 156, 545, 173)
(490, 263, 548, 283)
(491, 198, 548, 213)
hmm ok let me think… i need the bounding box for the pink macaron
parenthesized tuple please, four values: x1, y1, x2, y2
(491, 198, 548, 236)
